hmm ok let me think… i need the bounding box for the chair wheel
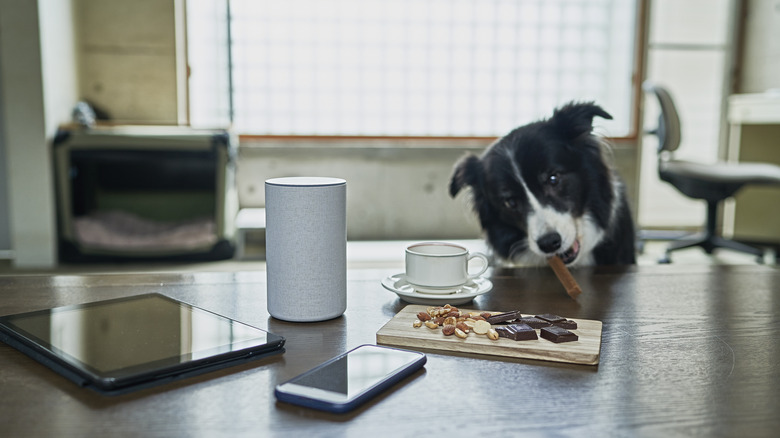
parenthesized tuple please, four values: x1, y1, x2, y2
(658, 254, 672, 264)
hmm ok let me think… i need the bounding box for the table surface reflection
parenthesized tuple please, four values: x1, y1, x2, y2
(1, 264, 778, 436)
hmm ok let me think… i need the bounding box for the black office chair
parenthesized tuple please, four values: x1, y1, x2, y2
(642, 81, 780, 263)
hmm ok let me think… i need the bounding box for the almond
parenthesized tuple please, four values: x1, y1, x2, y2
(417, 311, 432, 321)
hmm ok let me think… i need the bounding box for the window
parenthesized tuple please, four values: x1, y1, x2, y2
(187, 0, 638, 138)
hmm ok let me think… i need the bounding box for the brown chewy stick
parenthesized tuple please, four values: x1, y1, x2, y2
(547, 256, 582, 299)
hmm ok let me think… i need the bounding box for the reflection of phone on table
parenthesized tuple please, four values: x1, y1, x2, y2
(274, 344, 426, 413)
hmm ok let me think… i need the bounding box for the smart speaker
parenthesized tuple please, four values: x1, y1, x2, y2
(265, 177, 347, 322)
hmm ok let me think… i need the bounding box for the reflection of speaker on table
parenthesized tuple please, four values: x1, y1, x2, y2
(53, 126, 238, 262)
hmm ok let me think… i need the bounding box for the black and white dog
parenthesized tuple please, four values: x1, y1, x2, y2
(449, 102, 636, 267)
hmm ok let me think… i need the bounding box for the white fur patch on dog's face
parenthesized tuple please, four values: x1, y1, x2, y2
(508, 152, 603, 267)
(523, 183, 581, 262)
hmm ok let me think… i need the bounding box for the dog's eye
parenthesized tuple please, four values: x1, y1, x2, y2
(547, 173, 560, 186)
(503, 198, 518, 209)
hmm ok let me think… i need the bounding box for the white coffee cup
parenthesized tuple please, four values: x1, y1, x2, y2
(405, 242, 489, 294)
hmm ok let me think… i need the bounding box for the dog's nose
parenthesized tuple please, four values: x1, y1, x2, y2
(537, 232, 562, 254)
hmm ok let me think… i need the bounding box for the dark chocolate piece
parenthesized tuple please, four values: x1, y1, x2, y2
(514, 316, 551, 329)
(540, 326, 578, 343)
(553, 319, 578, 329)
(535, 313, 566, 323)
(485, 310, 521, 325)
(494, 326, 512, 338)
(495, 323, 538, 341)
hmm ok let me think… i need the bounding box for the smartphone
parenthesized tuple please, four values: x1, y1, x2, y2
(274, 344, 426, 413)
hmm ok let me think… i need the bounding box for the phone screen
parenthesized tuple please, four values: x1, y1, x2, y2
(275, 344, 425, 410)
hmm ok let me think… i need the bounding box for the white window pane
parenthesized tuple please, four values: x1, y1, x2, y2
(189, 0, 637, 137)
(650, 0, 732, 46)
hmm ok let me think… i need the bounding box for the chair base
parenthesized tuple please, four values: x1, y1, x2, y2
(659, 233, 765, 264)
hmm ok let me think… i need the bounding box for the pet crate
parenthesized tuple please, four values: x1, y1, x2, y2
(53, 125, 238, 262)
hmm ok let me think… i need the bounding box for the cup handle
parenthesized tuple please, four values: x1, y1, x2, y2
(466, 252, 489, 279)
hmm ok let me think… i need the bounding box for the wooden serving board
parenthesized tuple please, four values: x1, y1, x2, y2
(376, 305, 602, 365)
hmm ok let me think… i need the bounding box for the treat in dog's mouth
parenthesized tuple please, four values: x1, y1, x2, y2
(558, 240, 580, 265)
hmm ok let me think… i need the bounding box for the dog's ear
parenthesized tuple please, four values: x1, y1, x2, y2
(551, 102, 613, 139)
(449, 153, 483, 198)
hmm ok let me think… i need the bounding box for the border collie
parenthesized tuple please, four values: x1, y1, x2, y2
(449, 102, 636, 267)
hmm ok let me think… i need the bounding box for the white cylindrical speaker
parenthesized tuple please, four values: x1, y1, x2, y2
(265, 177, 347, 322)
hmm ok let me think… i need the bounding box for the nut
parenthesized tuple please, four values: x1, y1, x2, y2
(442, 324, 456, 336)
(424, 320, 439, 329)
(443, 316, 457, 326)
(487, 328, 499, 340)
(456, 322, 470, 333)
(480, 312, 493, 319)
(473, 320, 491, 335)
(413, 319, 422, 328)
(455, 328, 468, 339)
(433, 317, 446, 326)
(417, 311, 432, 321)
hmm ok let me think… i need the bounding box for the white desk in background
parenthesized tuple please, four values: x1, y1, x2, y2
(725, 92, 780, 245)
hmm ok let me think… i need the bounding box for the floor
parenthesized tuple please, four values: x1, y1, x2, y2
(0, 238, 775, 276)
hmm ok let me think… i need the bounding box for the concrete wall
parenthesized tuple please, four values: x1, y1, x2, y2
(75, 0, 180, 123)
(0, 51, 9, 255)
(237, 138, 640, 240)
(238, 140, 485, 240)
(0, 0, 77, 267)
(738, 0, 780, 93)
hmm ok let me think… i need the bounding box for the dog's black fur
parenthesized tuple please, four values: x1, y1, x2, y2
(449, 102, 636, 266)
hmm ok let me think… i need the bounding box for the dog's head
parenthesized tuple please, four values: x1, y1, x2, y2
(449, 102, 617, 266)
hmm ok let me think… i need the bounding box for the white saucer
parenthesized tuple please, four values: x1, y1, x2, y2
(381, 273, 493, 305)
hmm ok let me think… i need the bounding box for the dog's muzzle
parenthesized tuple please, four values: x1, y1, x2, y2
(537, 232, 580, 264)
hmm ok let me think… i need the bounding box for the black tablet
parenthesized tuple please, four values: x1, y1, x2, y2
(0, 293, 285, 395)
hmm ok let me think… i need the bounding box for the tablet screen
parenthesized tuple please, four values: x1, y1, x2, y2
(0, 293, 284, 387)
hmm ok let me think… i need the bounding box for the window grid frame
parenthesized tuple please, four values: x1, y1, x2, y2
(189, 0, 645, 140)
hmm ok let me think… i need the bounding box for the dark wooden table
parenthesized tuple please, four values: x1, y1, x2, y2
(1, 264, 779, 437)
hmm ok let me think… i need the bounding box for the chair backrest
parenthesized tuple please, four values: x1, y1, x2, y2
(642, 81, 682, 154)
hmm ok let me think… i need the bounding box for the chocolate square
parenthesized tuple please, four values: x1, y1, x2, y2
(485, 311, 521, 325)
(540, 326, 578, 343)
(514, 316, 551, 329)
(553, 319, 578, 329)
(535, 313, 566, 323)
(495, 323, 538, 341)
